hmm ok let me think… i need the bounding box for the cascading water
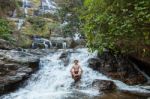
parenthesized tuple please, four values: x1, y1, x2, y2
(22, 0, 28, 16)
(41, 0, 57, 14)
(44, 41, 48, 49)
(17, 19, 24, 30)
(12, 9, 17, 18)
(62, 42, 67, 49)
(73, 33, 81, 41)
(49, 41, 53, 48)
(45, 0, 56, 10)
(1, 48, 150, 99)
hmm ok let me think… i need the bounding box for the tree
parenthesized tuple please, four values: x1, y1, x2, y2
(79, 0, 150, 56)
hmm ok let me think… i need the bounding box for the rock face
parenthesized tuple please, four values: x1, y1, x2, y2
(130, 55, 150, 76)
(0, 49, 40, 94)
(88, 51, 147, 85)
(92, 79, 116, 92)
(0, 39, 14, 50)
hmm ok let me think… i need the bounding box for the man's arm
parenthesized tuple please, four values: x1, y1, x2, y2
(70, 67, 76, 75)
(78, 66, 83, 75)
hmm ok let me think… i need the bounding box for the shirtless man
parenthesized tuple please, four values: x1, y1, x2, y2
(70, 60, 83, 82)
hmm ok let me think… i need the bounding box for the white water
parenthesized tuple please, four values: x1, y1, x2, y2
(12, 10, 17, 18)
(44, 41, 48, 49)
(1, 48, 150, 99)
(17, 19, 24, 30)
(22, 0, 28, 16)
(49, 41, 53, 48)
(45, 0, 56, 10)
(41, 0, 57, 14)
(73, 33, 81, 41)
(62, 42, 67, 49)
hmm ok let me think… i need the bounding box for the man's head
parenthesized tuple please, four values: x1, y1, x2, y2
(74, 60, 79, 64)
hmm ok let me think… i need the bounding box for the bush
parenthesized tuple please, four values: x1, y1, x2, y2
(0, 19, 12, 40)
(27, 17, 46, 32)
(79, 0, 150, 56)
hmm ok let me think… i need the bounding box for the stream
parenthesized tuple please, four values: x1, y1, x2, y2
(1, 48, 150, 99)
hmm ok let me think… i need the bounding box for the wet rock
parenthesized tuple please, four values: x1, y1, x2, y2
(0, 50, 39, 63)
(59, 51, 70, 66)
(92, 79, 116, 92)
(0, 39, 14, 50)
(25, 49, 56, 58)
(0, 49, 40, 94)
(88, 58, 101, 70)
(130, 55, 150, 76)
(88, 51, 147, 85)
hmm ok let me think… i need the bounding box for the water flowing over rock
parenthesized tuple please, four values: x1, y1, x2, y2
(59, 51, 70, 66)
(40, 0, 57, 14)
(1, 48, 150, 98)
(32, 38, 52, 49)
(88, 51, 147, 85)
(0, 49, 40, 94)
(92, 79, 116, 92)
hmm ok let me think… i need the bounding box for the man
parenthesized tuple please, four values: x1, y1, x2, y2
(70, 60, 83, 82)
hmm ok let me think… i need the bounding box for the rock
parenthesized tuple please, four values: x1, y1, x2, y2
(0, 39, 14, 50)
(0, 49, 40, 94)
(88, 58, 101, 70)
(59, 51, 70, 66)
(88, 51, 147, 85)
(92, 79, 116, 92)
(130, 55, 150, 76)
(25, 49, 56, 57)
(59, 51, 68, 59)
(5, 51, 38, 63)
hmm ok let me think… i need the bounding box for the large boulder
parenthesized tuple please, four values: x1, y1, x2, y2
(0, 49, 40, 94)
(92, 79, 116, 92)
(59, 51, 70, 66)
(0, 39, 14, 50)
(130, 55, 150, 77)
(88, 51, 147, 85)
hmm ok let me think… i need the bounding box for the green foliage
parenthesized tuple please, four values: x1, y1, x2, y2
(0, 19, 12, 40)
(27, 17, 47, 34)
(28, 17, 46, 31)
(56, 0, 82, 36)
(79, 0, 150, 56)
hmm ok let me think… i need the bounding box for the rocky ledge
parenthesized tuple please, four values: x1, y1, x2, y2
(88, 51, 147, 85)
(0, 49, 53, 95)
(0, 39, 14, 50)
(92, 79, 116, 92)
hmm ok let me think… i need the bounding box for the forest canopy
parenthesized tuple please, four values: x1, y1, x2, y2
(79, 0, 150, 56)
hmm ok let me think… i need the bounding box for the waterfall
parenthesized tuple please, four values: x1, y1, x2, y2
(22, 0, 28, 16)
(41, 0, 57, 14)
(62, 42, 67, 49)
(73, 33, 81, 41)
(12, 9, 17, 18)
(1, 48, 150, 99)
(45, 0, 56, 10)
(17, 19, 24, 30)
(43, 41, 48, 49)
(49, 41, 53, 48)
